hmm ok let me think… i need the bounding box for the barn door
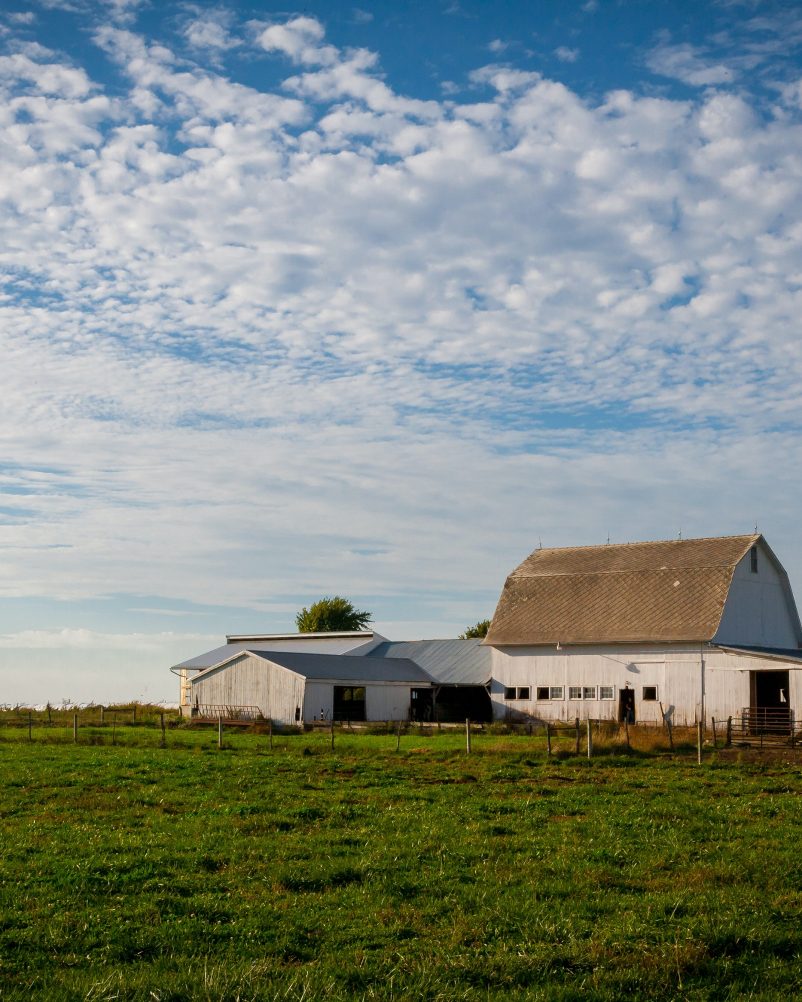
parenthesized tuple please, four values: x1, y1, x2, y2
(618, 688, 635, 724)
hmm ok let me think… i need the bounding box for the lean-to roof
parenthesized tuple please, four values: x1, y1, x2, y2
(485, 534, 760, 646)
(366, 639, 491, 685)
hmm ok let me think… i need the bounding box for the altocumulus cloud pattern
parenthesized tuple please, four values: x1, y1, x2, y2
(1, 1, 802, 703)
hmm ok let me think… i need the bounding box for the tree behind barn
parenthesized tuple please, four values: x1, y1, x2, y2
(460, 618, 490, 639)
(296, 596, 373, 633)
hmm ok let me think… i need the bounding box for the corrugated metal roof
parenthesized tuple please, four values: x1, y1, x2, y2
(173, 643, 250, 671)
(486, 534, 759, 646)
(366, 639, 491, 685)
(715, 645, 802, 664)
(173, 634, 377, 671)
(251, 650, 432, 683)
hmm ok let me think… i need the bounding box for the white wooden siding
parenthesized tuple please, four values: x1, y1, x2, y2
(192, 653, 305, 724)
(490, 644, 797, 726)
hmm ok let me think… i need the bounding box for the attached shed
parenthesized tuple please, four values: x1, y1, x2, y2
(172, 631, 379, 717)
(189, 650, 432, 725)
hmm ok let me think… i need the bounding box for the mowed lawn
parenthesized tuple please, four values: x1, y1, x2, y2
(2, 729, 802, 1000)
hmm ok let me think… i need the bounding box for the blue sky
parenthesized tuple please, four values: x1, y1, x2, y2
(2, 0, 802, 704)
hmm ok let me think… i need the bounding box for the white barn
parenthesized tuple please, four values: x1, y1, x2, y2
(485, 534, 802, 727)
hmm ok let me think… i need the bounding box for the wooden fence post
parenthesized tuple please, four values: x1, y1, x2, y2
(465, 718, 471, 754)
(100, 706, 105, 726)
(726, 715, 732, 748)
(624, 717, 630, 750)
(587, 717, 593, 759)
(73, 712, 78, 744)
(546, 722, 552, 757)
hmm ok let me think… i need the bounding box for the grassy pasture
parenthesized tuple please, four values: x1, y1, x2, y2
(1, 729, 802, 1000)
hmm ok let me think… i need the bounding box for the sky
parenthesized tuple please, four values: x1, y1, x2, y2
(2, 0, 802, 706)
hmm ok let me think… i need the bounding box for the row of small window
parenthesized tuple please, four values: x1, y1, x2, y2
(504, 686, 658, 702)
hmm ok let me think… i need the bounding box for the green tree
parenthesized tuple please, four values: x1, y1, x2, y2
(459, 618, 491, 639)
(296, 596, 373, 633)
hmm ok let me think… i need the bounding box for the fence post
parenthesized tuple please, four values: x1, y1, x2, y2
(697, 720, 703, 764)
(726, 715, 732, 748)
(587, 717, 593, 760)
(73, 712, 78, 744)
(546, 722, 552, 757)
(160, 712, 166, 749)
(465, 718, 471, 754)
(218, 715, 223, 750)
(624, 717, 630, 750)
(100, 706, 105, 726)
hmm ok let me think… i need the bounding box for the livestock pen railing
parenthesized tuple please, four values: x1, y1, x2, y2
(192, 704, 264, 723)
(711, 709, 797, 748)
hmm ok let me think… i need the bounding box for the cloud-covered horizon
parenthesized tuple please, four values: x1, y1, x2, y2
(2, 1, 802, 702)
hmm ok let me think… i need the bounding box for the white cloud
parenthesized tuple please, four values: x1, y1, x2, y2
(256, 16, 338, 67)
(555, 46, 579, 63)
(647, 42, 736, 86)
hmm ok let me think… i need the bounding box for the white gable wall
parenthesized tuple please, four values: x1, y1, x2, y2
(714, 541, 800, 648)
(191, 653, 305, 724)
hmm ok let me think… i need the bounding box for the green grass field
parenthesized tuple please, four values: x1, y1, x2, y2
(2, 726, 802, 1000)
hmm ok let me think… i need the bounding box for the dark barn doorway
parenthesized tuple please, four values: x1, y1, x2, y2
(750, 670, 790, 732)
(410, 688, 434, 721)
(618, 687, 635, 724)
(434, 685, 492, 723)
(333, 686, 366, 722)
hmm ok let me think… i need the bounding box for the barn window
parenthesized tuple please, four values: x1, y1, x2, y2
(568, 686, 582, 700)
(517, 686, 530, 700)
(536, 686, 550, 701)
(642, 686, 658, 701)
(550, 686, 564, 700)
(750, 545, 758, 573)
(582, 686, 597, 700)
(599, 686, 614, 700)
(504, 686, 529, 700)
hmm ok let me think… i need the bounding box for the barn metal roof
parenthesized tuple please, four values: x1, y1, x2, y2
(250, 651, 432, 683)
(486, 534, 761, 646)
(366, 639, 491, 685)
(173, 643, 250, 671)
